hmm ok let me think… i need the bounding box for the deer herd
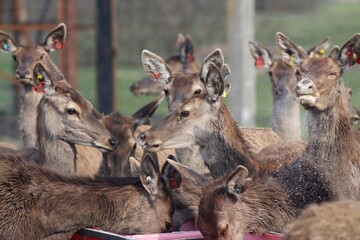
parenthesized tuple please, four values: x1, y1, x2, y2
(0, 23, 359, 240)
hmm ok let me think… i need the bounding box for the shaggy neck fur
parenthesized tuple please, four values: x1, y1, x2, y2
(197, 101, 257, 178)
(19, 85, 43, 148)
(304, 93, 360, 200)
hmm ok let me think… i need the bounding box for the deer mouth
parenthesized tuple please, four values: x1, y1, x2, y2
(93, 141, 116, 153)
(297, 94, 319, 108)
(17, 77, 34, 85)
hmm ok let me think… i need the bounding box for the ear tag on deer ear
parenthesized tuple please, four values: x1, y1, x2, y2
(346, 51, 358, 66)
(187, 53, 194, 62)
(319, 49, 325, 57)
(289, 55, 295, 67)
(255, 56, 265, 68)
(169, 176, 178, 189)
(222, 89, 228, 98)
(53, 39, 63, 49)
(153, 72, 160, 79)
(37, 74, 43, 80)
(3, 42, 10, 51)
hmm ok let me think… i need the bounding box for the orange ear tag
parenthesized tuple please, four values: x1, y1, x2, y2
(53, 39, 63, 49)
(153, 72, 160, 79)
(255, 57, 265, 68)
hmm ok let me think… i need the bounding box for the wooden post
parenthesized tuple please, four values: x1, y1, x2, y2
(58, 0, 78, 89)
(227, 0, 256, 126)
(96, 0, 116, 114)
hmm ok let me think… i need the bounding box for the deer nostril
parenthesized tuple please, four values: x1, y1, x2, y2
(308, 85, 313, 90)
(108, 137, 118, 148)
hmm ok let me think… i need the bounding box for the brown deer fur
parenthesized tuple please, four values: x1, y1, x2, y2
(197, 166, 296, 240)
(35, 61, 117, 175)
(0, 153, 173, 239)
(284, 200, 360, 240)
(138, 60, 298, 178)
(276, 32, 360, 201)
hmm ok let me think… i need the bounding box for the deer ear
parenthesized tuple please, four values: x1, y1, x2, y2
(220, 64, 231, 80)
(178, 34, 195, 64)
(276, 32, 308, 68)
(161, 156, 183, 190)
(205, 63, 224, 102)
(140, 153, 160, 197)
(328, 45, 340, 60)
(307, 36, 330, 58)
(226, 165, 251, 197)
(0, 31, 18, 53)
(33, 63, 54, 95)
(200, 48, 224, 81)
(132, 92, 165, 128)
(129, 157, 141, 177)
(142, 50, 173, 85)
(44, 23, 67, 52)
(248, 41, 273, 68)
(338, 33, 360, 70)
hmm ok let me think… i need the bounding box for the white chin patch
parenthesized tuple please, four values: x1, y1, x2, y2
(297, 95, 318, 107)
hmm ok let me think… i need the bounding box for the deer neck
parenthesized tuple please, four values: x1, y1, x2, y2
(197, 102, 255, 178)
(304, 95, 360, 199)
(19, 85, 43, 148)
(38, 135, 77, 175)
(271, 94, 301, 141)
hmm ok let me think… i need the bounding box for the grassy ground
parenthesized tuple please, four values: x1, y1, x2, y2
(1, 1, 360, 144)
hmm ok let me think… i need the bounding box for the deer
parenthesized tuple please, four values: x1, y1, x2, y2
(283, 200, 360, 240)
(249, 39, 360, 141)
(101, 92, 175, 177)
(275, 32, 360, 201)
(197, 165, 296, 240)
(34, 59, 117, 175)
(0, 152, 174, 240)
(0, 23, 67, 148)
(194, 30, 360, 237)
(138, 60, 302, 179)
(130, 33, 199, 96)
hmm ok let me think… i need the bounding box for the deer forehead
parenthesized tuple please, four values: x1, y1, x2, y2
(301, 57, 340, 76)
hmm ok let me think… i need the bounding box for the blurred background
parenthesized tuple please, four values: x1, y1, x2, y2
(0, 0, 359, 146)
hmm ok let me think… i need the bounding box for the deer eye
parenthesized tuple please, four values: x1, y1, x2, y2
(234, 185, 243, 194)
(163, 89, 169, 95)
(180, 111, 190, 118)
(12, 55, 17, 62)
(268, 71, 273, 77)
(194, 89, 202, 95)
(40, 53, 46, 60)
(66, 108, 78, 115)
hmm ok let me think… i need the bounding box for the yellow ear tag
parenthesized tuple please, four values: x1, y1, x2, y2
(37, 74, 43, 80)
(289, 55, 295, 67)
(222, 89, 228, 98)
(319, 49, 325, 57)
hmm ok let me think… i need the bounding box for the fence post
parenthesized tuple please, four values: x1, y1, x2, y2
(96, 0, 116, 114)
(227, 0, 256, 126)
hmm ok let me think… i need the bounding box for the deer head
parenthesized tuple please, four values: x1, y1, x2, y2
(196, 165, 252, 240)
(141, 48, 230, 112)
(138, 62, 226, 152)
(130, 33, 198, 96)
(276, 32, 360, 112)
(0, 23, 66, 85)
(34, 59, 117, 153)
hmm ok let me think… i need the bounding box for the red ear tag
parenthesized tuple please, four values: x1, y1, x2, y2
(32, 82, 45, 94)
(53, 39, 63, 49)
(255, 57, 265, 68)
(153, 72, 161, 79)
(169, 176, 178, 189)
(187, 53, 194, 62)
